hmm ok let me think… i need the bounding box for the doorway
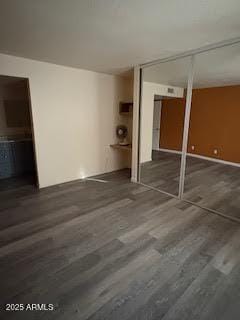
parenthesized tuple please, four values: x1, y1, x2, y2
(0, 75, 38, 190)
(152, 95, 161, 151)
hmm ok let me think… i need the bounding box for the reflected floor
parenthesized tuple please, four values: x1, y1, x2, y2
(184, 156, 240, 220)
(141, 150, 240, 220)
(140, 150, 181, 196)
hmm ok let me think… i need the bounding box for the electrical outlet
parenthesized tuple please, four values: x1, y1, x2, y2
(191, 145, 195, 151)
(214, 149, 218, 155)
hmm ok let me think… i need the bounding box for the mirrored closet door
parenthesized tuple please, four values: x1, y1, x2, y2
(183, 42, 240, 220)
(139, 57, 191, 196)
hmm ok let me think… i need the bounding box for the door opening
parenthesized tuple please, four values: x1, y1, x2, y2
(0, 75, 38, 190)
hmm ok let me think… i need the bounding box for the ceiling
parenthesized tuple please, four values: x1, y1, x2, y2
(143, 42, 240, 88)
(0, 0, 240, 75)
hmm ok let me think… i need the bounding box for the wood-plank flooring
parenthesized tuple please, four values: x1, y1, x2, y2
(184, 156, 240, 220)
(140, 151, 181, 196)
(140, 150, 240, 220)
(1, 169, 240, 319)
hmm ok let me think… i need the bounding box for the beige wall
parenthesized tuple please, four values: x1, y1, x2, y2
(160, 97, 185, 151)
(0, 53, 132, 188)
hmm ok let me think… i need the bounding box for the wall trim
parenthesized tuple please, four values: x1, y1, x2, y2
(159, 148, 182, 155)
(131, 66, 141, 182)
(158, 148, 240, 168)
(187, 152, 240, 168)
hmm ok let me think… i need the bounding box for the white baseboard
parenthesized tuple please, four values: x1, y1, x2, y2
(187, 153, 240, 168)
(159, 148, 182, 155)
(158, 148, 240, 168)
(131, 176, 138, 183)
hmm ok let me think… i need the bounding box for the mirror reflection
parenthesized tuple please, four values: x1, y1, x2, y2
(139, 57, 190, 195)
(183, 43, 240, 220)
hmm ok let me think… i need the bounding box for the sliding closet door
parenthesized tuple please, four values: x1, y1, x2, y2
(183, 42, 240, 220)
(139, 57, 191, 196)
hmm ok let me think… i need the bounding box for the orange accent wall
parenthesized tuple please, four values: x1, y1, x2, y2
(159, 85, 240, 164)
(160, 97, 185, 151)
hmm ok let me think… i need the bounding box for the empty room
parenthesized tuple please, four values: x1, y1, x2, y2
(0, 1, 240, 319)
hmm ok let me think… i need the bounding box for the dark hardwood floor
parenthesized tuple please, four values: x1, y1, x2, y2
(0, 174, 36, 192)
(1, 169, 240, 319)
(184, 156, 240, 220)
(140, 150, 240, 220)
(140, 151, 181, 196)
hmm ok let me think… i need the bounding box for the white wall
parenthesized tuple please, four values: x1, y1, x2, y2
(0, 53, 132, 188)
(140, 81, 184, 163)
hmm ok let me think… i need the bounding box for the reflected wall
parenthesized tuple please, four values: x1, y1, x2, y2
(139, 57, 191, 196)
(183, 42, 240, 220)
(138, 40, 240, 221)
